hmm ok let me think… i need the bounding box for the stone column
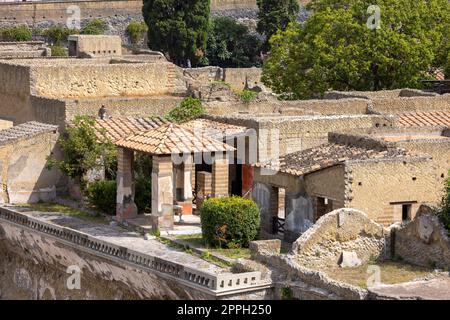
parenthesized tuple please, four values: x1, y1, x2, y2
(183, 155, 194, 202)
(151, 155, 174, 231)
(212, 155, 229, 198)
(196, 171, 212, 211)
(116, 147, 137, 222)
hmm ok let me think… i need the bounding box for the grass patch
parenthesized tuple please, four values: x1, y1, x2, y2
(322, 261, 434, 289)
(174, 235, 251, 260)
(17, 202, 107, 224)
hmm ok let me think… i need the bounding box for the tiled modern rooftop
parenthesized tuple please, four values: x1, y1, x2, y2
(95, 116, 168, 142)
(255, 143, 416, 176)
(95, 117, 248, 143)
(397, 111, 450, 127)
(115, 123, 235, 155)
(0, 121, 58, 146)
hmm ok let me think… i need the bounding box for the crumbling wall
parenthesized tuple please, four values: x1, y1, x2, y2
(249, 240, 368, 300)
(29, 60, 186, 98)
(395, 209, 450, 269)
(292, 209, 390, 268)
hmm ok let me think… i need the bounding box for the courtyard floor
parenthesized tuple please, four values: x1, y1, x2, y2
(321, 261, 437, 289)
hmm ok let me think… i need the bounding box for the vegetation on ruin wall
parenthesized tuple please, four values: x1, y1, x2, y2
(0, 25, 32, 41)
(202, 17, 263, 68)
(257, 0, 300, 52)
(238, 89, 258, 104)
(439, 173, 450, 231)
(126, 20, 148, 45)
(80, 19, 107, 35)
(262, 0, 450, 99)
(143, 0, 210, 66)
(201, 196, 260, 248)
(49, 45, 68, 57)
(165, 97, 205, 123)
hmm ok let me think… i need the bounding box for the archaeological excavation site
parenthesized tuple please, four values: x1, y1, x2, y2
(0, 0, 449, 311)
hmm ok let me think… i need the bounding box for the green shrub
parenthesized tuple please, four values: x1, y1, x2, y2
(135, 176, 151, 213)
(238, 89, 258, 104)
(126, 20, 147, 45)
(200, 196, 260, 248)
(81, 19, 107, 35)
(46, 115, 117, 188)
(43, 25, 78, 45)
(49, 45, 68, 57)
(87, 180, 116, 215)
(1, 25, 32, 41)
(438, 173, 450, 231)
(165, 97, 205, 123)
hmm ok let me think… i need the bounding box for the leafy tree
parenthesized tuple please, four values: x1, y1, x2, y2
(262, 0, 450, 99)
(257, 0, 299, 51)
(203, 17, 262, 67)
(165, 97, 205, 123)
(142, 0, 210, 66)
(47, 115, 117, 188)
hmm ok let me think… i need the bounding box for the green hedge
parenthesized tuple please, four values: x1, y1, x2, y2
(200, 196, 260, 248)
(87, 177, 151, 215)
(86, 180, 116, 215)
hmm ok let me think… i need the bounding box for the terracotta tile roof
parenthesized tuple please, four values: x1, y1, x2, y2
(94, 116, 169, 142)
(115, 123, 235, 155)
(397, 111, 450, 127)
(0, 121, 58, 146)
(181, 119, 248, 140)
(255, 143, 414, 176)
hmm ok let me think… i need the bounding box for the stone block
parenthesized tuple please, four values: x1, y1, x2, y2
(340, 251, 362, 268)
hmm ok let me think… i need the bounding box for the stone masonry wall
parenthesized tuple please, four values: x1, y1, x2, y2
(28, 60, 186, 98)
(395, 209, 450, 269)
(304, 165, 346, 209)
(0, 131, 63, 204)
(347, 158, 442, 225)
(292, 209, 391, 268)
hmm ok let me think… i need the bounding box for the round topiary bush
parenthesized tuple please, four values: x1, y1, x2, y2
(200, 196, 260, 248)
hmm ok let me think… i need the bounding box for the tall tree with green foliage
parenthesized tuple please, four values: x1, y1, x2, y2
(262, 0, 450, 99)
(142, 0, 210, 66)
(204, 17, 263, 67)
(257, 0, 299, 51)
